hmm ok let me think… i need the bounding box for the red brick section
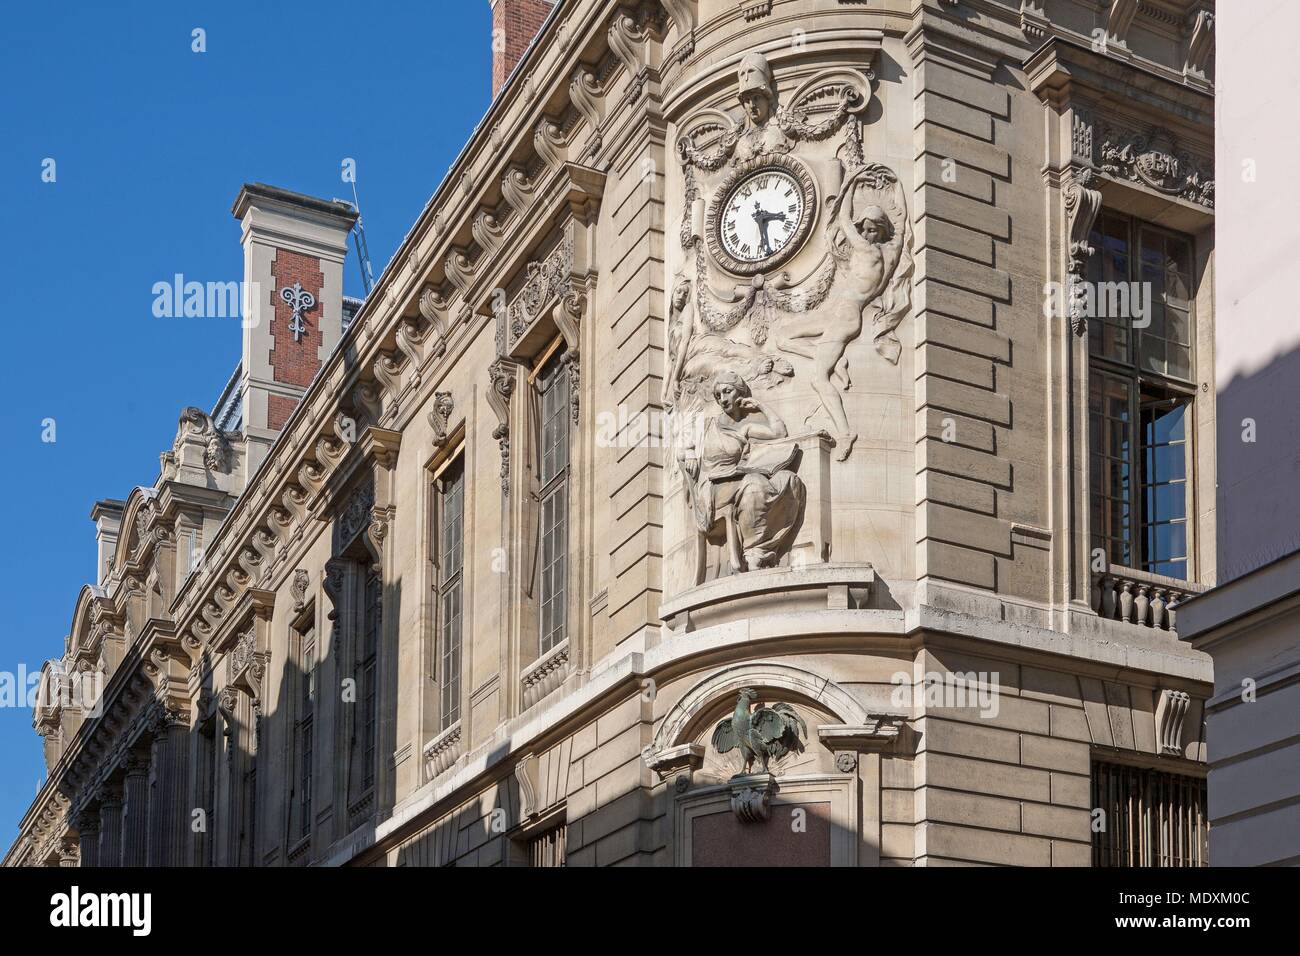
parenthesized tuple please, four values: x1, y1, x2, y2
(492, 0, 553, 96)
(268, 394, 299, 431)
(267, 248, 324, 430)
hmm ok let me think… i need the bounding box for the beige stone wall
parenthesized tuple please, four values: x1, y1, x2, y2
(10, 0, 1222, 869)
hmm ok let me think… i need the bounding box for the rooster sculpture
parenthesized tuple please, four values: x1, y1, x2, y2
(711, 688, 808, 775)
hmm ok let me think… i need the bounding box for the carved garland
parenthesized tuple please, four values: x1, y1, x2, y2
(1097, 125, 1214, 208)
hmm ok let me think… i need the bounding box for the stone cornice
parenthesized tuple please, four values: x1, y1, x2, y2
(1025, 35, 1213, 137)
(15, 615, 187, 844)
(154, 5, 633, 668)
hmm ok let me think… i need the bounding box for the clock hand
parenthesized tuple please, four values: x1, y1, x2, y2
(751, 203, 788, 257)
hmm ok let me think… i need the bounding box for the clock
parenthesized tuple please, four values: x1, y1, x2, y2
(705, 154, 818, 276)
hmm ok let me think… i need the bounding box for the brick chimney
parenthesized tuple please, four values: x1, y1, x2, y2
(231, 184, 358, 484)
(491, 0, 555, 96)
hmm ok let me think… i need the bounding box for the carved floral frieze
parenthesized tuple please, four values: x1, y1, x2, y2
(1097, 125, 1214, 208)
(507, 232, 576, 348)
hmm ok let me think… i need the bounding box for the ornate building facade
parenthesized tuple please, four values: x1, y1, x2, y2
(8, 0, 1216, 868)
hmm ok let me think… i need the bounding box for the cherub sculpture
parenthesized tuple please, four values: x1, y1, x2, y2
(773, 164, 913, 460)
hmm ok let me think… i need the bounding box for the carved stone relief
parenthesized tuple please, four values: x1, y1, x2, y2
(678, 371, 812, 579)
(673, 53, 913, 464)
(1097, 125, 1215, 208)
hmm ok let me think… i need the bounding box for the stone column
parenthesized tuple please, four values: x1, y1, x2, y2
(147, 708, 192, 867)
(120, 748, 151, 866)
(74, 809, 100, 868)
(97, 781, 124, 867)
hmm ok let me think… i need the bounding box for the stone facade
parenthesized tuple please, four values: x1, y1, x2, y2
(7, 0, 1218, 869)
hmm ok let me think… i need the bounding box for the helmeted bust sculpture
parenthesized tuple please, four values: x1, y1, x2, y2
(734, 52, 792, 158)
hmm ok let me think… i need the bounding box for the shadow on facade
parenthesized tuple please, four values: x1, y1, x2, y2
(1215, 342, 1300, 582)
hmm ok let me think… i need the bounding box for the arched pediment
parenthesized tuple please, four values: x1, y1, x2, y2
(67, 584, 106, 658)
(649, 660, 869, 757)
(111, 486, 158, 576)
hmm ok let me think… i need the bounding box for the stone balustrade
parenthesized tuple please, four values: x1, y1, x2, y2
(1091, 566, 1206, 633)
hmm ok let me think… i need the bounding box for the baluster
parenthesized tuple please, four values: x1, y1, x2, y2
(1150, 588, 1167, 630)
(1118, 581, 1135, 624)
(1101, 575, 1117, 620)
(1134, 584, 1151, 627)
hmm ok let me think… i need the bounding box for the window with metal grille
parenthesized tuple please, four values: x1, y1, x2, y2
(1091, 760, 1208, 867)
(360, 572, 381, 792)
(538, 351, 570, 655)
(528, 825, 567, 868)
(437, 457, 465, 728)
(1087, 213, 1195, 580)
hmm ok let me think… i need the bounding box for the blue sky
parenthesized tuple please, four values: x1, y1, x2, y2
(0, 1, 494, 843)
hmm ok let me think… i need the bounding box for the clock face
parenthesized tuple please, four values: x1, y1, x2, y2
(719, 169, 806, 265)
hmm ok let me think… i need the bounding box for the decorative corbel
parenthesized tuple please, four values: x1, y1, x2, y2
(297, 459, 327, 498)
(216, 685, 239, 738)
(373, 350, 405, 415)
(570, 69, 603, 130)
(515, 754, 541, 821)
(418, 286, 450, 360)
(322, 557, 348, 623)
(729, 775, 775, 823)
(445, 249, 476, 301)
(397, 314, 431, 368)
(213, 581, 238, 613)
(487, 359, 518, 496)
(350, 381, 384, 431)
(281, 482, 310, 523)
(642, 742, 704, 794)
(1156, 689, 1191, 755)
(554, 291, 586, 424)
(1064, 169, 1102, 336)
(428, 392, 455, 448)
(501, 167, 537, 215)
(291, 569, 311, 612)
(817, 717, 906, 770)
(552, 290, 585, 352)
(534, 118, 569, 172)
(315, 430, 348, 472)
(364, 507, 390, 573)
(472, 209, 506, 254)
(237, 545, 263, 582)
(608, 6, 649, 79)
(180, 630, 204, 670)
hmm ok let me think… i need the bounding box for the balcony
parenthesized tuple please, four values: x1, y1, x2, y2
(1091, 565, 1207, 634)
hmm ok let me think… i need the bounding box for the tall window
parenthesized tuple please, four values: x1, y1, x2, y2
(538, 352, 571, 654)
(359, 573, 381, 792)
(1087, 213, 1195, 580)
(437, 458, 465, 728)
(1092, 760, 1207, 867)
(295, 623, 316, 840)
